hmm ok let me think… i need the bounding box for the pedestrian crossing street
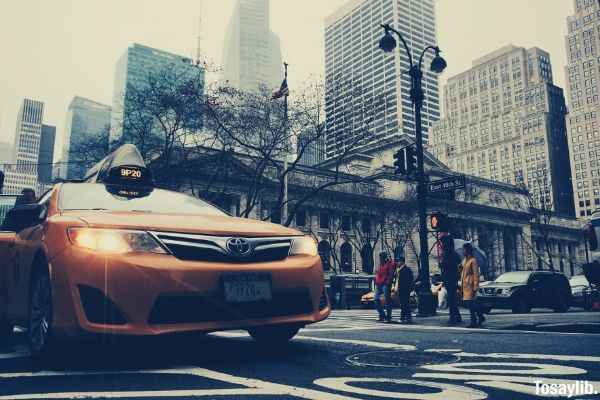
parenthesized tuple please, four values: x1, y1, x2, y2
(302, 309, 451, 332)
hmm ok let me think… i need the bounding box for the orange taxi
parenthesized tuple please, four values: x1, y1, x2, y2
(0, 145, 330, 358)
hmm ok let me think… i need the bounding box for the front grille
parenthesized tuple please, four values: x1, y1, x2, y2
(148, 288, 313, 325)
(78, 285, 127, 325)
(151, 231, 292, 263)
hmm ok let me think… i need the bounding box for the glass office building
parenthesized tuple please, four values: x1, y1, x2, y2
(110, 43, 204, 144)
(62, 96, 111, 179)
(324, 0, 441, 159)
(223, 0, 283, 91)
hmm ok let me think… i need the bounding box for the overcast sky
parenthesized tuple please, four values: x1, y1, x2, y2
(0, 0, 572, 162)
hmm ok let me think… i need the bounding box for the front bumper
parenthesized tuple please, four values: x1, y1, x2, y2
(50, 246, 330, 339)
(477, 295, 514, 309)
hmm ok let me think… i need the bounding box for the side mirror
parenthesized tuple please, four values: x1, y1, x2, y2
(2, 204, 46, 232)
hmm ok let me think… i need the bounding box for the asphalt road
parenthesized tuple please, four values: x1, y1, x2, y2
(1, 308, 599, 399)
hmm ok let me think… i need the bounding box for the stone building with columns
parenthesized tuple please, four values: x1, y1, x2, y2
(178, 136, 586, 280)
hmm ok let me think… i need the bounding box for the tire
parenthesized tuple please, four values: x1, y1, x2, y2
(553, 296, 569, 313)
(28, 266, 55, 360)
(512, 298, 531, 314)
(248, 325, 299, 345)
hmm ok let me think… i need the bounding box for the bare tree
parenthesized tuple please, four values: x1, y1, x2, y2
(307, 214, 344, 275)
(67, 124, 111, 178)
(492, 174, 556, 271)
(525, 172, 555, 271)
(203, 78, 385, 225)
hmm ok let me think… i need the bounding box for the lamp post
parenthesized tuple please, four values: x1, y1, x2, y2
(378, 24, 447, 316)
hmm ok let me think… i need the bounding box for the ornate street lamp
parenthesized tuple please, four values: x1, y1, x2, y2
(379, 23, 447, 316)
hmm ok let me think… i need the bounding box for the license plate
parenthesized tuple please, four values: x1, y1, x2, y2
(223, 273, 272, 303)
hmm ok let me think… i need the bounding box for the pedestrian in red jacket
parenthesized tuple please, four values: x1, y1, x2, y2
(374, 252, 396, 322)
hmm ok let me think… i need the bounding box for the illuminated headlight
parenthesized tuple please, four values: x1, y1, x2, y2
(498, 288, 513, 297)
(289, 236, 318, 256)
(68, 228, 167, 254)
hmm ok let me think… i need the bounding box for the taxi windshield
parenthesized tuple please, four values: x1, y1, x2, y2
(59, 183, 226, 216)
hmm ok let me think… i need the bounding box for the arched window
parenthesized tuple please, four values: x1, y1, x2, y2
(318, 241, 331, 272)
(361, 244, 374, 274)
(340, 242, 353, 273)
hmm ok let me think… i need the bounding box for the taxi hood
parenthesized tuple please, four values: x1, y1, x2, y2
(65, 210, 301, 237)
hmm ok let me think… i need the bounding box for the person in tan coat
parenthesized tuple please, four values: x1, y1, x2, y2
(461, 243, 485, 327)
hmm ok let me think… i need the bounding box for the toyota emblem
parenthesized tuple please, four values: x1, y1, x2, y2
(226, 237, 252, 257)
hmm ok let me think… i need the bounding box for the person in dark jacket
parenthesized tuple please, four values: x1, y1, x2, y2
(374, 252, 396, 322)
(396, 257, 414, 323)
(439, 235, 462, 324)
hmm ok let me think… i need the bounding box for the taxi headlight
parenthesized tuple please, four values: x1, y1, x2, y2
(67, 228, 167, 254)
(289, 236, 318, 256)
(498, 288, 513, 297)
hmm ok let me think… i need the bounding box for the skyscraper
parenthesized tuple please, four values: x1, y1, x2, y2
(110, 43, 204, 144)
(298, 128, 326, 166)
(430, 45, 574, 216)
(63, 96, 111, 179)
(38, 124, 56, 184)
(222, 0, 283, 91)
(3, 98, 44, 194)
(324, 0, 441, 159)
(564, 0, 600, 218)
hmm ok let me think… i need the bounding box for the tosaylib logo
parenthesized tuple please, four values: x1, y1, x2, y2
(226, 237, 252, 257)
(535, 380, 597, 398)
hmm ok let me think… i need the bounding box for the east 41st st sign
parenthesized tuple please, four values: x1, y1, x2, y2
(428, 175, 466, 194)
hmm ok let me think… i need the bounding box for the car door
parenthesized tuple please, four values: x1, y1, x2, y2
(0, 232, 17, 323)
(536, 273, 555, 308)
(0, 195, 19, 323)
(528, 273, 548, 307)
(4, 191, 53, 325)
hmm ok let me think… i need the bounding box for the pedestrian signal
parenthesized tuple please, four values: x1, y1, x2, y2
(430, 212, 449, 232)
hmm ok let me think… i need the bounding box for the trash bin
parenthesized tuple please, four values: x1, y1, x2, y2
(329, 275, 347, 310)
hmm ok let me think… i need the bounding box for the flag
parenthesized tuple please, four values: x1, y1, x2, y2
(272, 78, 289, 99)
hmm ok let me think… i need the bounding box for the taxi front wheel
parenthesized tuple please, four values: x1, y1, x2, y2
(27, 267, 55, 360)
(248, 325, 300, 345)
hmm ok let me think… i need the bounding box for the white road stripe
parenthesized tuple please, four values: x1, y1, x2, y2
(0, 367, 360, 400)
(413, 373, 600, 397)
(314, 377, 487, 400)
(0, 389, 273, 399)
(421, 362, 586, 376)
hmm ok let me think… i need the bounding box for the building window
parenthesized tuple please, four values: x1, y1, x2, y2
(319, 212, 330, 229)
(340, 242, 353, 272)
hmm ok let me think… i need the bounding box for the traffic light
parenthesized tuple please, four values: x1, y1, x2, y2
(430, 212, 449, 232)
(406, 145, 417, 175)
(393, 149, 406, 175)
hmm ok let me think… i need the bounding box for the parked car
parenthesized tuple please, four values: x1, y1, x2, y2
(570, 275, 594, 311)
(478, 271, 571, 314)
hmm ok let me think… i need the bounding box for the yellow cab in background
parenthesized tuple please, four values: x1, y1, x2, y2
(0, 144, 330, 359)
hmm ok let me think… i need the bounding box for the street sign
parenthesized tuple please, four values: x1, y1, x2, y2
(428, 175, 466, 193)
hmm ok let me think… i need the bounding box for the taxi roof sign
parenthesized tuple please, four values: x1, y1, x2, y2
(84, 144, 154, 187)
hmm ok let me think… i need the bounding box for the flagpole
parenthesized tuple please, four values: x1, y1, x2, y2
(282, 62, 289, 225)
